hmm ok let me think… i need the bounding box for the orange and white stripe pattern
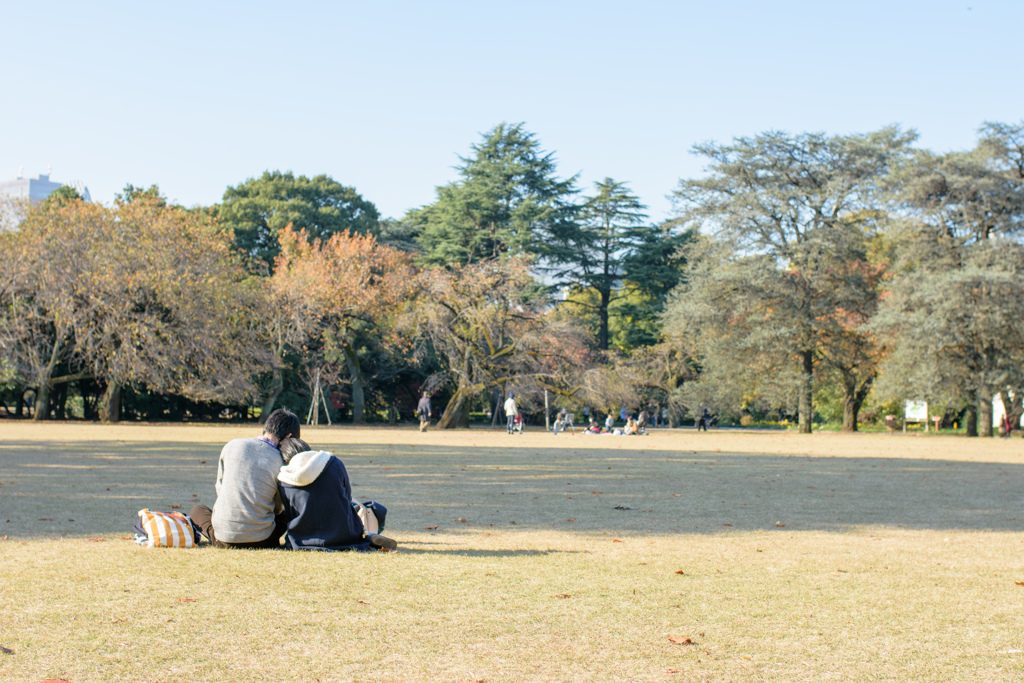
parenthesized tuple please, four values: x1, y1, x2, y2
(138, 509, 196, 548)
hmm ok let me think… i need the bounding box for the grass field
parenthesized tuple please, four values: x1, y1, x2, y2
(1, 422, 1023, 682)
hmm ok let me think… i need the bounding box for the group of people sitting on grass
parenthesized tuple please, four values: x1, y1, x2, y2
(189, 408, 396, 552)
(576, 410, 647, 436)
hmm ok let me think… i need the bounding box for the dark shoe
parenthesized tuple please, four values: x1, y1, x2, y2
(368, 533, 397, 551)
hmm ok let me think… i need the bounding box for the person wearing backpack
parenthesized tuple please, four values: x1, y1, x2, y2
(189, 408, 299, 549)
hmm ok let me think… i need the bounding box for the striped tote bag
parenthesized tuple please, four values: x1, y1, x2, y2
(136, 509, 199, 548)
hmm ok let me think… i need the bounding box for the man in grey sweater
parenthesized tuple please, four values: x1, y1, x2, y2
(189, 409, 300, 548)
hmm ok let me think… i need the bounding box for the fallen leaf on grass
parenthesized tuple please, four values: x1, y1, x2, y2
(358, 600, 371, 605)
(722, 523, 732, 527)
(673, 494, 681, 497)
(0, 645, 13, 654)
(87, 538, 104, 542)
(119, 536, 133, 540)
(454, 518, 468, 523)
(566, 518, 576, 522)
(178, 598, 196, 603)
(555, 594, 571, 599)
(1015, 581, 1024, 586)
(170, 505, 181, 509)
(424, 526, 438, 530)
(774, 522, 786, 527)
(38, 518, 54, 521)
(612, 539, 624, 543)
(591, 491, 604, 494)
(666, 669, 680, 674)
(675, 570, 686, 575)
(668, 636, 695, 645)
(111, 618, 127, 623)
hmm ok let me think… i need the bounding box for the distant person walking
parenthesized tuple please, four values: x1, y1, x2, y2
(697, 406, 709, 432)
(416, 393, 432, 432)
(504, 392, 519, 434)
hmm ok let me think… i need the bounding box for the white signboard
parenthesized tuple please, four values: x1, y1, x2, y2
(904, 400, 928, 421)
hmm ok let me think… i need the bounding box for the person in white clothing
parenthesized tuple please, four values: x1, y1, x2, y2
(504, 392, 519, 434)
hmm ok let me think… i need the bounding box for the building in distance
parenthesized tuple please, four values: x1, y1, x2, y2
(0, 167, 91, 203)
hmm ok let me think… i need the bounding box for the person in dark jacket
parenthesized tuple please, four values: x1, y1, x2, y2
(417, 393, 432, 432)
(276, 438, 396, 551)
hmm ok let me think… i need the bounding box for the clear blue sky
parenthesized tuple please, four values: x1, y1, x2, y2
(2, 0, 1021, 222)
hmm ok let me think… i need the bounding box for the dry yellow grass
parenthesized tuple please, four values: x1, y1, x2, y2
(1, 423, 1023, 682)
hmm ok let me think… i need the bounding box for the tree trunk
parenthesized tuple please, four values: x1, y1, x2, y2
(100, 383, 121, 423)
(260, 366, 284, 424)
(842, 399, 858, 433)
(841, 374, 874, 433)
(52, 384, 68, 420)
(82, 382, 99, 421)
(965, 405, 978, 437)
(598, 287, 611, 351)
(343, 343, 365, 424)
(1005, 390, 1023, 435)
(33, 379, 51, 421)
(798, 350, 813, 434)
(438, 386, 473, 429)
(978, 384, 993, 437)
(32, 328, 69, 421)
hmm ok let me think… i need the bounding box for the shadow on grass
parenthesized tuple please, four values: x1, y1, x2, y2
(2, 440, 1023, 537)
(388, 547, 584, 557)
(178, 542, 572, 558)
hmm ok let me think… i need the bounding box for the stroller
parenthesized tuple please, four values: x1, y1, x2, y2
(511, 413, 525, 434)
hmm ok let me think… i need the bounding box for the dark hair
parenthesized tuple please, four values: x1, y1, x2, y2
(263, 408, 300, 441)
(278, 437, 310, 465)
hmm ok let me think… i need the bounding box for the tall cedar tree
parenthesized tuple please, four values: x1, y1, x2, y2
(543, 178, 648, 350)
(412, 123, 577, 266)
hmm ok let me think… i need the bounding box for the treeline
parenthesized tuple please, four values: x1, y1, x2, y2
(1, 121, 1022, 434)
